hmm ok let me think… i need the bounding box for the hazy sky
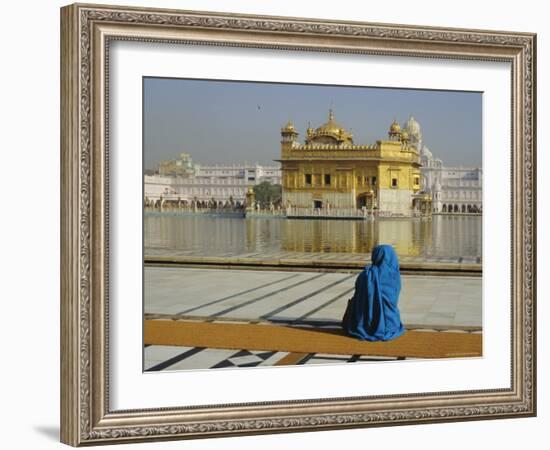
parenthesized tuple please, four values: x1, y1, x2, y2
(143, 77, 482, 169)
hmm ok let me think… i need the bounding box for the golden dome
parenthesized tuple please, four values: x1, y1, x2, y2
(281, 120, 296, 133)
(312, 109, 353, 143)
(400, 130, 410, 141)
(389, 119, 401, 134)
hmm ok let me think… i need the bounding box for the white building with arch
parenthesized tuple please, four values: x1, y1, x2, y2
(145, 154, 281, 205)
(402, 116, 482, 214)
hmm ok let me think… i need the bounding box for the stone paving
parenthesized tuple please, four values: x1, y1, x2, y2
(144, 345, 406, 372)
(144, 268, 481, 326)
(145, 248, 482, 266)
(143, 267, 482, 372)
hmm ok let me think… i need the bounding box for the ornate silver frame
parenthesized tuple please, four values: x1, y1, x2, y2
(60, 3, 536, 446)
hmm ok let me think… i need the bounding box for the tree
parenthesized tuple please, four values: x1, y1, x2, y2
(253, 181, 282, 208)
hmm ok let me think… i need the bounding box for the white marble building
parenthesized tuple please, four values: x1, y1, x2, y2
(145, 155, 281, 205)
(401, 116, 483, 214)
(420, 146, 482, 214)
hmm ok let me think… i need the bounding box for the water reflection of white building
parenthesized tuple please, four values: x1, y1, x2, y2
(145, 153, 281, 204)
(402, 116, 483, 214)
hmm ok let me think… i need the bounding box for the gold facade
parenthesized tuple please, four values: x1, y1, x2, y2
(278, 111, 422, 213)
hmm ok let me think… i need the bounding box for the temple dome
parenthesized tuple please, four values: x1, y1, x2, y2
(421, 145, 433, 160)
(311, 109, 353, 143)
(403, 115, 422, 141)
(389, 119, 401, 134)
(281, 120, 297, 133)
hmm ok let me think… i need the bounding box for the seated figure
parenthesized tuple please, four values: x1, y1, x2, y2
(342, 244, 405, 341)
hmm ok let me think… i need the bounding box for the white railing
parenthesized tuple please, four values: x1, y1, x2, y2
(286, 207, 373, 218)
(285, 207, 424, 218)
(244, 208, 285, 217)
(144, 205, 283, 216)
(144, 204, 429, 218)
(145, 205, 244, 214)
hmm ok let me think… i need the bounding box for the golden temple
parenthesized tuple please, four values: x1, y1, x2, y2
(278, 110, 425, 215)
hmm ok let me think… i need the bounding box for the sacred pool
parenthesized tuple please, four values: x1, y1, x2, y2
(144, 214, 481, 262)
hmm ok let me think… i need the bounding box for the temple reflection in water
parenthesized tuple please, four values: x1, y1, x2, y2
(145, 215, 481, 259)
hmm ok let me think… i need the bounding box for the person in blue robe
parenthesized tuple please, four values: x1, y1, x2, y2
(341, 244, 405, 341)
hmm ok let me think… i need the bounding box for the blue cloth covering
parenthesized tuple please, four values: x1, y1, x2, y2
(342, 244, 405, 341)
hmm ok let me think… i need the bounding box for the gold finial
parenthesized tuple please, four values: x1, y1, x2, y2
(306, 121, 313, 137)
(328, 108, 334, 121)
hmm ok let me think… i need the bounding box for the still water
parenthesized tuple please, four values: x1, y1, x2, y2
(144, 214, 482, 258)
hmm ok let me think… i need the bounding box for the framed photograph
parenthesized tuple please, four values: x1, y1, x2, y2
(60, 2, 536, 446)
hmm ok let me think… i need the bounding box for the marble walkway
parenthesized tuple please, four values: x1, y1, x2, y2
(144, 267, 482, 372)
